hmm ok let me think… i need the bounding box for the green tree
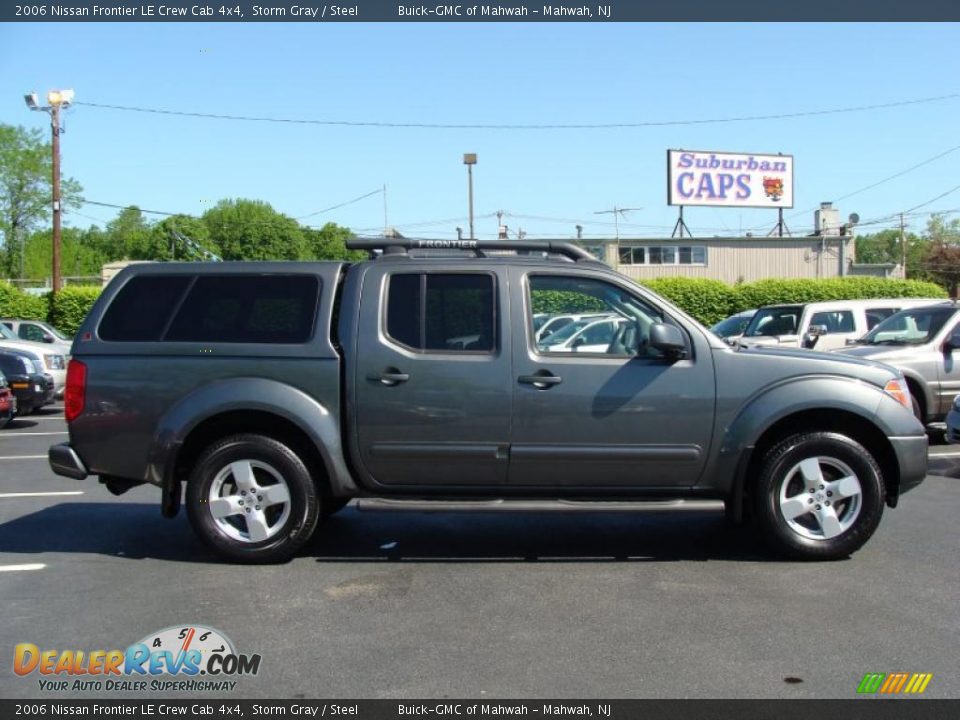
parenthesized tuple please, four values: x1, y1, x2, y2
(854, 228, 930, 280)
(921, 214, 960, 298)
(0, 124, 82, 277)
(136, 214, 215, 261)
(303, 222, 364, 261)
(102, 206, 151, 260)
(202, 199, 308, 261)
(22, 226, 106, 280)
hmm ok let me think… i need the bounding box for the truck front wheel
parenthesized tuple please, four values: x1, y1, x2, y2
(754, 432, 885, 560)
(186, 433, 320, 563)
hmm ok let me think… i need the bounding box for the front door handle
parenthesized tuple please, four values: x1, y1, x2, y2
(369, 369, 410, 386)
(518, 372, 562, 389)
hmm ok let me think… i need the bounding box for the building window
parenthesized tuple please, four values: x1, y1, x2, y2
(619, 247, 646, 265)
(618, 245, 707, 266)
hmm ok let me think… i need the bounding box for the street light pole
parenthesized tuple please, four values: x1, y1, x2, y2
(463, 153, 477, 241)
(51, 100, 62, 294)
(24, 89, 73, 295)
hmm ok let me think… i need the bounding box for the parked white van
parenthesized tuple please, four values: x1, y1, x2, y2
(736, 298, 944, 352)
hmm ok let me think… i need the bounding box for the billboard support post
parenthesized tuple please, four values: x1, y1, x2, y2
(671, 206, 692, 239)
(766, 208, 791, 238)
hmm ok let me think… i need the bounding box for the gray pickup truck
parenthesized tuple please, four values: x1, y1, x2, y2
(49, 239, 927, 563)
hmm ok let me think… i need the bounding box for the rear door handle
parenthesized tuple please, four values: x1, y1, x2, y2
(518, 372, 562, 389)
(368, 369, 410, 386)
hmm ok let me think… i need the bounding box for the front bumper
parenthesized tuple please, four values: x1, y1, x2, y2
(49, 443, 88, 480)
(889, 434, 929, 496)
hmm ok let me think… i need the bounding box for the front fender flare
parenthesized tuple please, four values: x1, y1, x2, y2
(719, 375, 922, 521)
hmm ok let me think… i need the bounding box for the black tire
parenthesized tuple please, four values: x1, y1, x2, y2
(911, 395, 923, 424)
(186, 434, 320, 563)
(753, 432, 885, 560)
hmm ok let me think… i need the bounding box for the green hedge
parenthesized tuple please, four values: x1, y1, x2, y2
(48, 286, 103, 336)
(732, 277, 946, 313)
(637, 277, 946, 326)
(0, 283, 49, 321)
(640, 277, 738, 326)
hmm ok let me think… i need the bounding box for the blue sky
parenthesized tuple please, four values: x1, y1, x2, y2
(1, 22, 958, 240)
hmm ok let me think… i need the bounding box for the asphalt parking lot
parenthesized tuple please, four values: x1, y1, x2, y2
(1, 405, 958, 700)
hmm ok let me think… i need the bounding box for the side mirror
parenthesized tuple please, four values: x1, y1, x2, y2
(649, 323, 686, 359)
(944, 333, 960, 352)
(807, 324, 828, 337)
(42, 334, 54, 343)
(571, 336, 586, 350)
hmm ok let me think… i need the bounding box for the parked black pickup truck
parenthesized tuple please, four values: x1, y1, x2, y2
(49, 239, 927, 562)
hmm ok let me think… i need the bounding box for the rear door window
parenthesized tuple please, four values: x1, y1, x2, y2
(385, 273, 496, 352)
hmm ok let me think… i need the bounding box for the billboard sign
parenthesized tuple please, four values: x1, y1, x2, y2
(667, 149, 794, 208)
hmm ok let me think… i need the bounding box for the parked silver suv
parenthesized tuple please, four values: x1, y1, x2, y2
(833, 301, 960, 424)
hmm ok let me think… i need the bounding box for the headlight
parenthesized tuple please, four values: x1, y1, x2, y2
(883, 378, 911, 410)
(43, 354, 65, 370)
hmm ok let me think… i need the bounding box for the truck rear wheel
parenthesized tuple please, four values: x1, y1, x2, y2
(186, 433, 320, 563)
(754, 432, 885, 560)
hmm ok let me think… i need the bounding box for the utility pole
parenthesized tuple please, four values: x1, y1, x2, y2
(24, 89, 74, 295)
(899, 212, 907, 279)
(382, 184, 388, 235)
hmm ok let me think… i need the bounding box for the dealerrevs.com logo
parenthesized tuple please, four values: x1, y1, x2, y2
(14, 625, 262, 693)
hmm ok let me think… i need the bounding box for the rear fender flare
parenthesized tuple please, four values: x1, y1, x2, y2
(147, 378, 356, 515)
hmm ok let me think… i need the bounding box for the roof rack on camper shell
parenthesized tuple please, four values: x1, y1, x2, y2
(345, 237, 600, 263)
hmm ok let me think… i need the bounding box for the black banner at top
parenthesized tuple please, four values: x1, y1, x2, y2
(3, 0, 960, 22)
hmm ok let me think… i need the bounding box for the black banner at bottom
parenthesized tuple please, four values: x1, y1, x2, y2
(1, 700, 957, 720)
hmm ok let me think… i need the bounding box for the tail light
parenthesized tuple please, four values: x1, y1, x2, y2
(64, 359, 87, 423)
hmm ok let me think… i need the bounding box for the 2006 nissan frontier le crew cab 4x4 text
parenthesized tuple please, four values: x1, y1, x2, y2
(49, 238, 928, 562)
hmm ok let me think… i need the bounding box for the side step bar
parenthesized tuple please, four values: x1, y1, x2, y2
(355, 498, 724, 514)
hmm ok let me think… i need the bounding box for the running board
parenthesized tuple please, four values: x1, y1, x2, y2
(355, 498, 724, 514)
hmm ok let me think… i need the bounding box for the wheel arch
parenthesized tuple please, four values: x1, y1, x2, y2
(147, 378, 357, 517)
(722, 377, 918, 522)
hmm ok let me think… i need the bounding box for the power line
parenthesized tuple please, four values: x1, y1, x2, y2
(75, 92, 960, 130)
(296, 188, 383, 219)
(904, 183, 960, 214)
(748, 142, 960, 230)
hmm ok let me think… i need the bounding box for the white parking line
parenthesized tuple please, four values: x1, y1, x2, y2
(0, 491, 83, 498)
(0, 432, 68, 437)
(0, 564, 46, 572)
(0, 455, 48, 460)
(21, 417, 66, 421)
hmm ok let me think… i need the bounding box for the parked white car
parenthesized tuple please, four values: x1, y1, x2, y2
(736, 298, 944, 352)
(536, 312, 613, 343)
(0, 324, 67, 397)
(539, 316, 627, 353)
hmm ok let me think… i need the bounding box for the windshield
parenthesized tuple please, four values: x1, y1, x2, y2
(46, 325, 71, 341)
(860, 305, 957, 345)
(711, 314, 753, 338)
(744, 306, 801, 337)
